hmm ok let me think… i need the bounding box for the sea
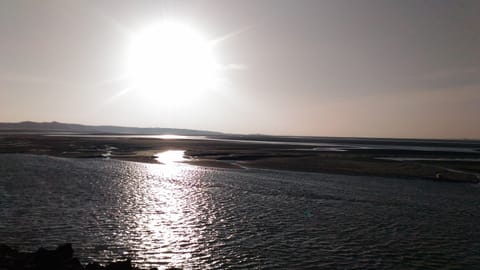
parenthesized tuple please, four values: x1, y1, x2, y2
(0, 153, 479, 269)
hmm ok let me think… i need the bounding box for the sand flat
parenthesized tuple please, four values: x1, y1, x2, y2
(0, 134, 479, 183)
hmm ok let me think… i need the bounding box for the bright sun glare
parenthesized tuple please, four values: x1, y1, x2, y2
(127, 22, 219, 102)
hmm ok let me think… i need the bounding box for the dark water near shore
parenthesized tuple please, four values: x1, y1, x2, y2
(1, 154, 479, 269)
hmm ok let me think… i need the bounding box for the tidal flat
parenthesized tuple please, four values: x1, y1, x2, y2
(0, 134, 478, 183)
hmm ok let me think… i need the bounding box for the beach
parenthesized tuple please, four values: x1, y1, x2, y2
(0, 134, 478, 183)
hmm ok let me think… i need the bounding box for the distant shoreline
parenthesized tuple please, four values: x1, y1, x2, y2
(0, 134, 479, 183)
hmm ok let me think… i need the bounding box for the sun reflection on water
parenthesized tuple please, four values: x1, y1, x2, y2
(153, 150, 189, 179)
(128, 151, 201, 268)
(155, 150, 187, 165)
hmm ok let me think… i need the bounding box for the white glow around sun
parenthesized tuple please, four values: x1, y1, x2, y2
(127, 22, 220, 103)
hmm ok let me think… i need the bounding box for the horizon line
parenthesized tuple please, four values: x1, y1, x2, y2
(1, 120, 480, 142)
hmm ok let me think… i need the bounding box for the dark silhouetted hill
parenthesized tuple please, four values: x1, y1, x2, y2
(0, 121, 223, 136)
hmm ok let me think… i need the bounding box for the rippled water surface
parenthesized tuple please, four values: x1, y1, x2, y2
(1, 154, 479, 269)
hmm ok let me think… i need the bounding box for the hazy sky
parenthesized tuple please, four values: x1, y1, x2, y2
(1, 0, 479, 138)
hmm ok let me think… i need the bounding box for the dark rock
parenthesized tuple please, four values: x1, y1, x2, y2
(0, 244, 24, 270)
(31, 243, 81, 270)
(105, 259, 132, 270)
(0, 244, 179, 270)
(86, 262, 103, 270)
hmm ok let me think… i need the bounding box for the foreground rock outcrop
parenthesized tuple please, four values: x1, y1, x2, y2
(0, 244, 180, 270)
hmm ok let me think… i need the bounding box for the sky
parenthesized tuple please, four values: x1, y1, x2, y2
(1, 0, 479, 139)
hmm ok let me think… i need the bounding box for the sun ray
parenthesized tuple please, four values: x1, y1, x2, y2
(209, 25, 253, 46)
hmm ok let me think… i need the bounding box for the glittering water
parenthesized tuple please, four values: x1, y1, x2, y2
(155, 150, 188, 164)
(1, 154, 479, 269)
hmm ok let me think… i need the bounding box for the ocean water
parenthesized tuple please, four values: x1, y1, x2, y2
(0, 154, 479, 269)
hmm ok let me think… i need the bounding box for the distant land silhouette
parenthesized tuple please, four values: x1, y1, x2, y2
(0, 121, 223, 136)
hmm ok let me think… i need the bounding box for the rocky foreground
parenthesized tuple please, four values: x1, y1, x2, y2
(0, 244, 180, 270)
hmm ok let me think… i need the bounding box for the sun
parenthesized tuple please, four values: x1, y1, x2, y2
(127, 22, 219, 102)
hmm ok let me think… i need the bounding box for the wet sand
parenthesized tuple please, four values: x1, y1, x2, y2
(0, 134, 479, 183)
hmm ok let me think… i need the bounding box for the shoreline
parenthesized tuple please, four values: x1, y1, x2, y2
(0, 134, 478, 183)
